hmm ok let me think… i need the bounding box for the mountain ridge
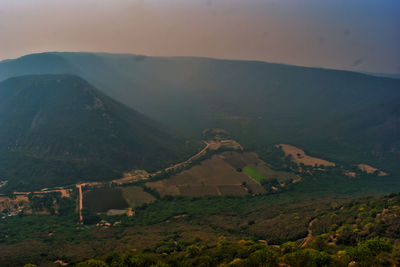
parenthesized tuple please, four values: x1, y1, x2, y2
(0, 74, 196, 191)
(0, 52, 399, 176)
(3, 52, 399, 79)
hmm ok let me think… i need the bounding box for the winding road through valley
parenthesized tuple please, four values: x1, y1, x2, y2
(75, 140, 212, 222)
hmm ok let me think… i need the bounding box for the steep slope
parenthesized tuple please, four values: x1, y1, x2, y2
(1, 52, 399, 172)
(0, 53, 74, 81)
(0, 74, 195, 191)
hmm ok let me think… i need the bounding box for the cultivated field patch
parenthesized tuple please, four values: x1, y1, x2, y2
(221, 151, 299, 184)
(218, 151, 258, 169)
(84, 188, 129, 213)
(243, 167, 264, 182)
(246, 183, 267, 194)
(358, 164, 388, 176)
(146, 154, 265, 197)
(277, 144, 335, 167)
(121, 186, 156, 207)
(218, 185, 247, 196)
(179, 185, 221, 196)
(245, 163, 299, 184)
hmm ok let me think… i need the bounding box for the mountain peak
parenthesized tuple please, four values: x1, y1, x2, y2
(0, 74, 194, 191)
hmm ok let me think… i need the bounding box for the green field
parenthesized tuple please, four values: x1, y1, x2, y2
(244, 163, 298, 183)
(243, 166, 264, 182)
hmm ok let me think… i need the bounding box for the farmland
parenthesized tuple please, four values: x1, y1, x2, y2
(1, 147, 399, 266)
(146, 153, 265, 197)
(121, 186, 156, 207)
(84, 188, 129, 213)
(278, 144, 335, 167)
(82, 186, 156, 214)
(0, 141, 386, 218)
(145, 150, 302, 198)
(244, 164, 299, 184)
(358, 164, 388, 176)
(243, 167, 264, 182)
(219, 151, 299, 184)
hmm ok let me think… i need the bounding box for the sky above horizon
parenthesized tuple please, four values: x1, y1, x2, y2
(1, 0, 399, 74)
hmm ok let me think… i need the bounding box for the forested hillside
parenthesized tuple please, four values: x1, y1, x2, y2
(0, 74, 197, 191)
(1, 52, 399, 174)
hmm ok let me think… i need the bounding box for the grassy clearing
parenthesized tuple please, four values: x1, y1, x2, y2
(246, 163, 298, 183)
(243, 166, 264, 182)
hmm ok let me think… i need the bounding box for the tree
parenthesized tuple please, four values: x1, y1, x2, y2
(283, 249, 331, 267)
(186, 244, 202, 258)
(243, 248, 278, 267)
(336, 225, 357, 245)
(361, 237, 392, 256)
(345, 237, 393, 265)
(281, 242, 298, 254)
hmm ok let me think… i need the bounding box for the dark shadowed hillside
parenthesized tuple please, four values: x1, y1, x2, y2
(1, 52, 399, 173)
(0, 74, 197, 191)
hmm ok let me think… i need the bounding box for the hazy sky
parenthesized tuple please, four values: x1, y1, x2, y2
(1, 0, 399, 74)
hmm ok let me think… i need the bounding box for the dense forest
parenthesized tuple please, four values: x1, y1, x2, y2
(0, 74, 199, 191)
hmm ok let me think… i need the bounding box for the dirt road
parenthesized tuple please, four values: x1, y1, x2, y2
(6, 140, 218, 223)
(76, 184, 83, 223)
(301, 218, 317, 248)
(163, 141, 210, 173)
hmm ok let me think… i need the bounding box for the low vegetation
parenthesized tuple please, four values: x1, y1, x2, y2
(11, 192, 400, 266)
(72, 236, 397, 267)
(0, 138, 399, 266)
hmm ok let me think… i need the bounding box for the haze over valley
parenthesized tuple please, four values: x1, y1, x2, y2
(0, 1, 399, 266)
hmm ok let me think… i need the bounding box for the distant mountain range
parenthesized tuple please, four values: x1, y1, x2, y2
(0, 52, 399, 189)
(360, 71, 400, 79)
(0, 74, 195, 191)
